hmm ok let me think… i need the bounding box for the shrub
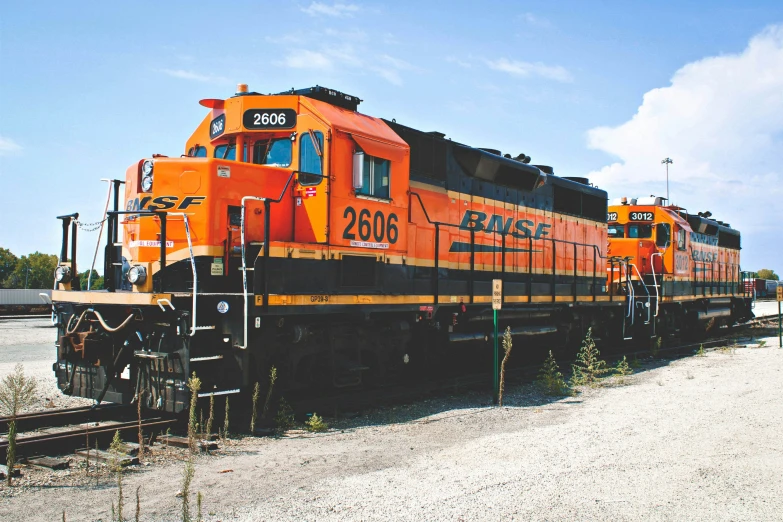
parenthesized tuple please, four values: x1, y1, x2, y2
(498, 326, 513, 406)
(250, 382, 260, 433)
(614, 356, 633, 384)
(570, 328, 610, 387)
(275, 397, 296, 434)
(186, 373, 202, 453)
(306, 412, 328, 432)
(0, 363, 37, 485)
(109, 430, 125, 521)
(537, 350, 570, 396)
(181, 458, 195, 522)
(262, 366, 278, 419)
(651, 336, 662, 358)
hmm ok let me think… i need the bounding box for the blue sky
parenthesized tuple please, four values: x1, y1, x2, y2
(1, 1, 782, 273)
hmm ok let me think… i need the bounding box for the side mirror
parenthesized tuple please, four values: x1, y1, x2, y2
(353, 151, 365, 190)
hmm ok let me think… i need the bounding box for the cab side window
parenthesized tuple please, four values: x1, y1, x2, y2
(357, 155, 390, 199)
(656, 223, 671, 248)
(677, 229, 686, 250)
(299, 131, 324, 186)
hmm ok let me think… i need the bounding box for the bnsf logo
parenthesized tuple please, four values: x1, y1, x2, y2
(459, 210, 551, 239)
(126, 196, 206, 211)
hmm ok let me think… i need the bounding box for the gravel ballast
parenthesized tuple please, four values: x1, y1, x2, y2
(0, 318, 782, 520)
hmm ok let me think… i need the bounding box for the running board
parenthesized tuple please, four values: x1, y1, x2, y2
(194, 326, 216, 331)
(190, 355, 224, 362)
(197, 388, 240, 398)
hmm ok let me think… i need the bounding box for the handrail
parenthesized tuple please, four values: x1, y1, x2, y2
(239, 196, 266, 350)
(650, 252, 662, 317)
(167, 213, 197, 336)
(409, 190, 609, 304)
(629, 262, 651, 325)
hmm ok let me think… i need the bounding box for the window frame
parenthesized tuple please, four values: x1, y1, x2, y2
(356, 153, 391, 200)
(298, 130, 325, 186)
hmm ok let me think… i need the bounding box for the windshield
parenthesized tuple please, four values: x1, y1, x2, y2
(608, 225, 625, 238)
(628, 224, 653, 239)
(254, 138, 292, 167)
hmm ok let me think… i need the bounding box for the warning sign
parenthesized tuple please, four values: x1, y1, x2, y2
(492, 279, 503, 310)
(777, 285, 782, 302)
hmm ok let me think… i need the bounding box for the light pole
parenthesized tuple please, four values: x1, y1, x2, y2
(24, 266, 31, 289)
(661, 157, 673, 202)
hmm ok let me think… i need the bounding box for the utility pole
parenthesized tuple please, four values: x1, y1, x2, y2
(661, 158, 673, 202)
(24, 266, 30, 289)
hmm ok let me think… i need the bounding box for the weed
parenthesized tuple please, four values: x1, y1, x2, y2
(109, 430, 124, 521)
(262, 366, 278, 419)
(181, 457, 195, 522)
(223, 396, 230, 440)
(696, 344, 705, 357)
(614, 356, 633, 384)
(135, 486, 141, 522)
(650, 336, 662, 358)
(205, 394, 214, 439)
(136, 390, 145, 462)
(570, 328, 610, 387)
(629, 354, 641, 369)
(0, 363, 37, 485)
(250, 382, 260, 434)
(719, 345, 736, 355)
(537, 350, 570, 396)
(758, 340, 767, 348)
(499, 326, 513, 406)
(186, 372, 202, 453)
(197, 491, 203, 522)
(306, 412, 328, 432)
(275, 397, 296, 434)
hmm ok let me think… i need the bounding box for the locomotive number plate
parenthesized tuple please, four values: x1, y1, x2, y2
(210, 113, 226, 139)
(243, 109, 297, 130)
(607, 212, 618, 222)
(629, 212, 654, 221)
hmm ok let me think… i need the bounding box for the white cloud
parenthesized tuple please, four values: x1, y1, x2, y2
(447, 56, 473, 68)
(276, 50, 334, 70)
(487, 58, 573, 83)
(159, 69, 229, 84)
(587, 25, 783, 236)
(521, 12, 552, 28)
(301, 2, 359, 17)
(0, 136, 22, 156)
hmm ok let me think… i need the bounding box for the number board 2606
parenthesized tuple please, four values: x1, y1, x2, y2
(242, 109, 297, 130)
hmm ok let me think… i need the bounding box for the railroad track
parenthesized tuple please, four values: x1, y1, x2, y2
(0, 407, 179, 462)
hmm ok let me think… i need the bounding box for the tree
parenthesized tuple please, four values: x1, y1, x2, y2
(0, 248, 18, 287)
(4, 252, 58, 289)
(756, 269, 779, 281)
(79, 269, 104, 290)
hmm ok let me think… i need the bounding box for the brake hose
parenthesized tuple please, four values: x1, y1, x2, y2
(65, 308, 135, 334)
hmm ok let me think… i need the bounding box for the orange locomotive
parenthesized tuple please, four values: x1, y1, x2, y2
(51, 85, 752, 411)
(607, 196, 750, 338)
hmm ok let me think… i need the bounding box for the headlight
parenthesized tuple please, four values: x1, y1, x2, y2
(55, 266, 71, 283)
(142, 160, 154, 175)
(141, 174, 154, 192)
(128, 265, 147, 285)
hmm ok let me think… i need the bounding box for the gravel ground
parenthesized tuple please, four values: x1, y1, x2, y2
(0, 320, 781, 521)
(0, 317, 92, 412)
